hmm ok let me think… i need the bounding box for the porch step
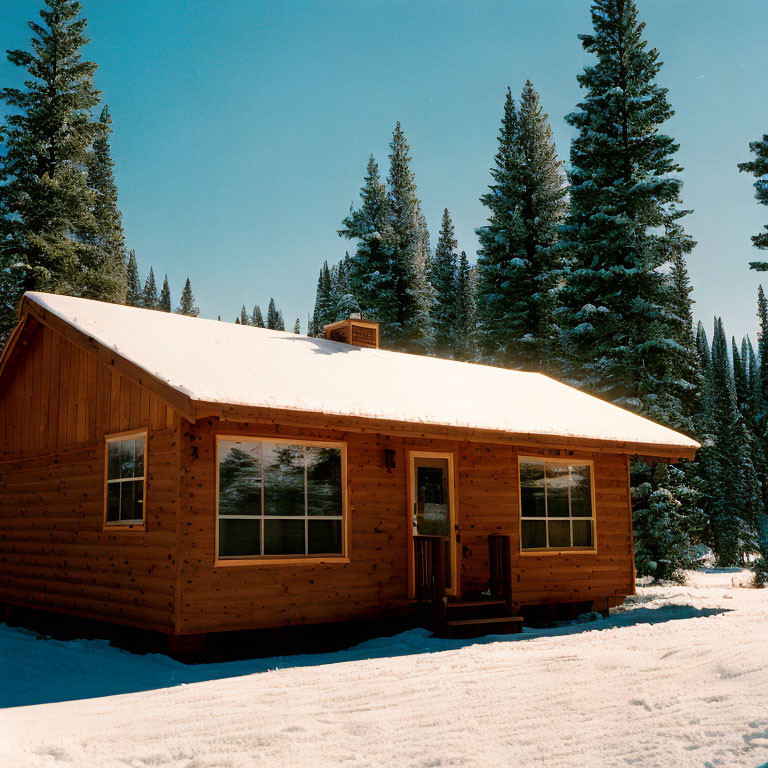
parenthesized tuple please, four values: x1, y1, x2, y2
(445, 598, 508, 620)
(446, 599, 506, 609)
(440, 615, 524, 639)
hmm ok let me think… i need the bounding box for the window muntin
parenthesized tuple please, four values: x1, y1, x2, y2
(520, 458, 594, 550)
(217, 437, 345, 559)
(105, 434, 146, 525)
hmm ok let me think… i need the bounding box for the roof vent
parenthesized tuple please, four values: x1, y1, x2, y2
(322, 316, 379, 349)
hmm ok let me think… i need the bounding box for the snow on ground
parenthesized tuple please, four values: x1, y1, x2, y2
(1, 570, 767, 768)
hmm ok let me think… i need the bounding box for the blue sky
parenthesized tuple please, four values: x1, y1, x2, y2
(2, 0, 767, 341)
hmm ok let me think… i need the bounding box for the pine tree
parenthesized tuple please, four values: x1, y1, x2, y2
(338, 155, 391, 320)
(176, 277, 198, 316)
(240, 305, 249, 326)
(476, 82, 566, 371)
(125, 249, 142, 307)
(737, 135, 768, 270)
(0, 0, 122, 341)
(312, 262, 334, 334)
(384, 123, 433, 353)
(143, 267, 158, 309)
(431, 209, 459, 357)
(293, 318, 301, 334)
(87, 104, 126, 299)
(276, 310, 285, 332)
(454, 251, 479, 362)
(252, 304, 264, 328)
(267, 298, 279, 330)
(159, 276, 171, 312)
(557, 0, 694, 411)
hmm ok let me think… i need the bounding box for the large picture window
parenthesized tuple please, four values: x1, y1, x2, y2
(217, 437, 346, 560)
(105, 432, 146, 527)
(519, 458, 594, 550)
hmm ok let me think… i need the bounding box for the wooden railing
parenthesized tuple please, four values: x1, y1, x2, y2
(488, 534, 515, 615)
(413, 534, 446, 626)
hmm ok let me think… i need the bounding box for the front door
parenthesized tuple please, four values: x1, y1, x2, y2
(410, 452, 457, 595)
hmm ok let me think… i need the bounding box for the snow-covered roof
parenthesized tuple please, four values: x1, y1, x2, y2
(20, 292, 700, 455)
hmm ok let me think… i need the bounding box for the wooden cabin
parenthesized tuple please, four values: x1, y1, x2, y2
(0, 292, 699, 654)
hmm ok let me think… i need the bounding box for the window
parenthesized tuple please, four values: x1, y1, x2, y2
(105, 432, 146, 527)
(519, 458, 594, 550)
(217, 437, 346, 560)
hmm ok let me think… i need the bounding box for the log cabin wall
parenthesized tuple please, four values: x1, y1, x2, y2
(0, 322, 181, 633)
(178, 422, 635, 635)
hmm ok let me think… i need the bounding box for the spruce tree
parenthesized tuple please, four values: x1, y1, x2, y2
(431, 209, 459, 357)
(312, 262, 334, 334)
(293, 318, 301, 334)
(0, 0, 122, 341)
(558, 0, 694, 410)
(252, 304, 264, 328)
(143, 267, 158, 309)
(476, 82, 566, 371)
(384, 123, 433, 353)
(454, 251, 479, 362)
(125, 249, 142, 307)
(267, 298, 279, 330)
(240, 305, 249, 326)
(87, 105, 126, 299)
(737, 135, 768, 270)
(338, 155, 391, 319)
(159, 276, 172, 312)
(176, 277, 198, 316)
(276, 310, 285, 332)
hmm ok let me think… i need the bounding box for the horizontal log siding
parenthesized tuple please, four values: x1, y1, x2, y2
(178, 424, 634, 635)
(0, 325, 180, 633)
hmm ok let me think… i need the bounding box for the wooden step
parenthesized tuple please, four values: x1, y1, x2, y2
(445, 616, 523, 627)
(446, 599, 506, 610)
(438, 615, 524, 639)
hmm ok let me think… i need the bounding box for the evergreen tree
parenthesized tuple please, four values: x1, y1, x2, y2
(293, 318, 301, 334)
(159, 275, 171, 312)
(384, 123, 433, 353)
(431, 209, 459, 357)
(0, 0, 123, 342)
(143, 267, 158, 309)
(557, 0, 694, 412)
(267, 298, 279, 330)
(176, 277, 198, 316)
(454, 251, 479, 362)
(125, 249, 142, 307)
(476, 82, 566, 370)
(737, 134, 768, 270)
(338, 155, 391, 320)
(235, 316, 240, 325)
(252, 304, 264, 327)
(758, 286, 768, 402)
(276, 310, 285, 332)
(240, 305, 249, 326)
(87, 104, 126, 298)
(312, 262, 334, 334)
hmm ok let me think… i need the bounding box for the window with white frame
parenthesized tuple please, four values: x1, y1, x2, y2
(519, 458, 594, 550)
(217, 437, 345, 559)
(105, 433, 146, 525)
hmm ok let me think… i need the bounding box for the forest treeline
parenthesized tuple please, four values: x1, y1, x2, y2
(2, 0, 768, 580)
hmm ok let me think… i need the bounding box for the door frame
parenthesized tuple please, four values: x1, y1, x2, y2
(407, 450, 459, 598)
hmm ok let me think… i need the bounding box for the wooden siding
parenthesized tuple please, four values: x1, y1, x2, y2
(0, 324, 181, 633)
(178, 423, 635, 635)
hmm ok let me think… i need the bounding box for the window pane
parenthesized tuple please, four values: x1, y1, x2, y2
(263, 443, 305, 516)
(570, 465, 592, 517)
(573, 519, 593, 547)
(546, 463, 570, 517)
(219, 518, 261, 557)
(521, 519, 546, 549)
(135, 438, 145, 478)
(520, 461, 546, 517)
(264, 518, 305, 555)
(120, 479, 143, 521)
(107, 483, 120, 522)
(308, 519, 342, 554)
(219, 442, 262, 516)
(306, 447, 342, 516)
(548, 519, 571, 548)
(107, 441, 120, 480)
(120, 440, 136, 479)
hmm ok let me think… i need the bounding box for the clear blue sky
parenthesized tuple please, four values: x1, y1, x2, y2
(3, 0, 767, 341)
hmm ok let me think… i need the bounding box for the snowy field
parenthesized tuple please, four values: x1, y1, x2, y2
(1, 570, 767, 768)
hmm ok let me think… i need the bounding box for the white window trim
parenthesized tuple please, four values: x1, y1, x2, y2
(215, 434, 349, 566)
(103, 430, 148, 531)
(518, 455, 597, 554)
